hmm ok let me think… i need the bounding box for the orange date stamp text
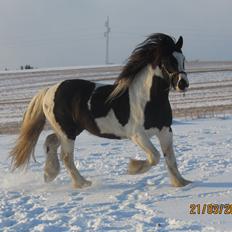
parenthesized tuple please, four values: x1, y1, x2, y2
(190, 204, 232, 215)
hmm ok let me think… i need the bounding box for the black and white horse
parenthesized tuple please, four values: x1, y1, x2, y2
(10, 33, 191, 188)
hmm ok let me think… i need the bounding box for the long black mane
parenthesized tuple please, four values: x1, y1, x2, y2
(108, 33, 177, 101)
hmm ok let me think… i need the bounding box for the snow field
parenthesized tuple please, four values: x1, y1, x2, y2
(0, 117, 232, 231)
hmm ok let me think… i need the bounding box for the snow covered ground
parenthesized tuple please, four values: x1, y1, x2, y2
(1, 116, 232, 231)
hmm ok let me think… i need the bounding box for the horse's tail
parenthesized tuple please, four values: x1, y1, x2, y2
(10, 88, 48, 170)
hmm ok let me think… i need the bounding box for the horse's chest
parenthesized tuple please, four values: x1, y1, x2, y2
(143, 100, 172, 131)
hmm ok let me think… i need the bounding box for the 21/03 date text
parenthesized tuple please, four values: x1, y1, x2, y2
(190, 204, 232, 215)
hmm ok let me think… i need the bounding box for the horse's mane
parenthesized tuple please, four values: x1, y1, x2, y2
(107, 33, 176, 102)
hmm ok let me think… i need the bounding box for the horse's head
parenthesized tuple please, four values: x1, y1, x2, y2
(107, 33, 189, 102)
(160, 36, 189, 92)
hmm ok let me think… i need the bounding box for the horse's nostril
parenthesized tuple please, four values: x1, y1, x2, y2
(178, 79, 188, 90)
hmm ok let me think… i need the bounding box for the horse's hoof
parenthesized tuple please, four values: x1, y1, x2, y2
(44, 161, 60, 183)
(128, 159, 152, 175)
(44, 166, 60, 183)
(44, 173, 56, 183)
(73, 179, 92, 189)
(172, 178, 192, 187)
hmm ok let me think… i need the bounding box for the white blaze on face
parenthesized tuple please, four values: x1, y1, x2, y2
(172, 51, 189, 85)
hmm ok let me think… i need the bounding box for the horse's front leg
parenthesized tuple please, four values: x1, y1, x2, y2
(128, 132, 161, 174)
(158, 127, 192, 187)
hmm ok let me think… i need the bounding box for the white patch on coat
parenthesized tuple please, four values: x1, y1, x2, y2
(94, 65, 164, 139)
(87, 82, 104, 110)
(43, 83, 69, 141)
(94, 109, 128, 138)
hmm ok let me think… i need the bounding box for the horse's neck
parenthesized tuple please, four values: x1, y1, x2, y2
(129, 65, 169, 102)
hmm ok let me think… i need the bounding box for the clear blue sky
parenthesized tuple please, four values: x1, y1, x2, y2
(0, 0, 231, 70)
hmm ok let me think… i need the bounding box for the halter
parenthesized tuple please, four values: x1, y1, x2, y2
(161, 64, 187, 80)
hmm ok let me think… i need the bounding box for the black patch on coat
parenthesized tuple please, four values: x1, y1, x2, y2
(90, 85, 130, 126)
(54, 79, 96, 140)
(53, 80, 127, 140)
(144, 75, 172, 130)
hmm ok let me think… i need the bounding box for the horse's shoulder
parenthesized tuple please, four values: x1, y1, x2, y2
(143, 76, 172, 130)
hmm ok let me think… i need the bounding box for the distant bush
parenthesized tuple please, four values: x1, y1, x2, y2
(21, 65, 34, 70)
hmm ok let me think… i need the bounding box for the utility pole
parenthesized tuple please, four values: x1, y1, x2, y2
(104, 16, 111, 64)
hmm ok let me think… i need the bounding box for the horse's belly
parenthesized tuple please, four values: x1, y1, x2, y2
(94, 109, 128, 139)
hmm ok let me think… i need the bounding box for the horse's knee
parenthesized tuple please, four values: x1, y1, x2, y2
(158, 127, 174, 155)
(44, 133, 60, 151)
(147, 152, 160, 166)
(62, 152, 70, 163)
(60, 139, 75, 161)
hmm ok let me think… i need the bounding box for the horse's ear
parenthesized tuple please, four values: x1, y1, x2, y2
(175, 36, 183, 50)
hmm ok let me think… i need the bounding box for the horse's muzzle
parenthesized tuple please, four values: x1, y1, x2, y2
(178, 78, 189, 91)
(176, 73, 189, 91)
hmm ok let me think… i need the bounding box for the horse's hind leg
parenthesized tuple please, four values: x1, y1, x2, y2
(44, 133, 61, 182)
(60, 138, 91, 188)
(158, 127, 192, 187)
